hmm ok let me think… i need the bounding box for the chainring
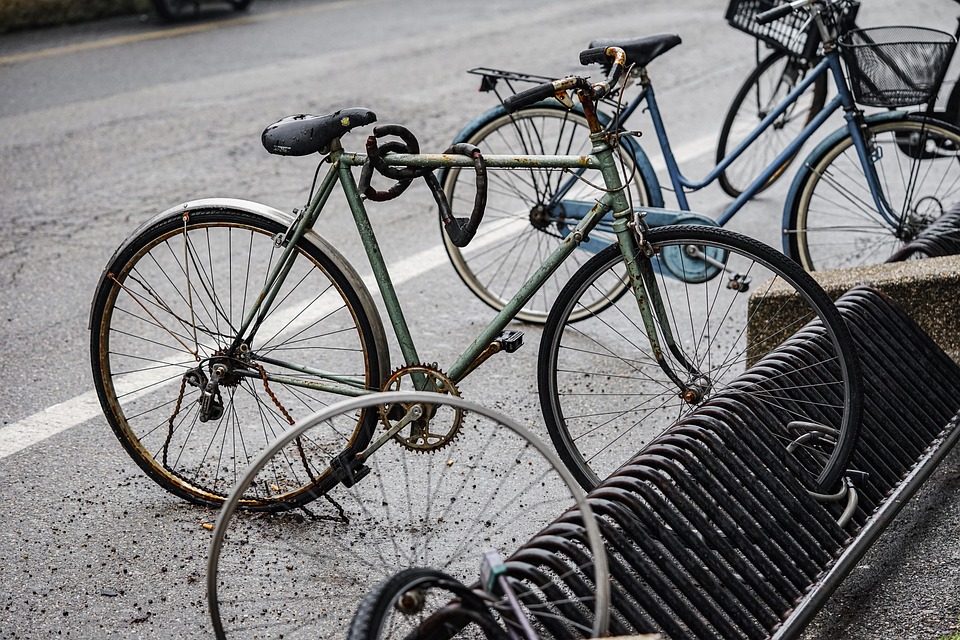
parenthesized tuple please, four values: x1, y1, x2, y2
(379, 364, 463, 452)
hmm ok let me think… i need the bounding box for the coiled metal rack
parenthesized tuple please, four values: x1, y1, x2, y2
(887, 202, 960, 261)
(502, 285, 960, 639)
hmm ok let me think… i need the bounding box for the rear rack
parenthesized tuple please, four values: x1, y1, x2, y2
(466, 67, 624, 108)
(467, 67, 559, 93)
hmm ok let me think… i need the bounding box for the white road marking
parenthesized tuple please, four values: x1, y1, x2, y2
(0, 395, 106, 459)
(0, 241, 451, 460)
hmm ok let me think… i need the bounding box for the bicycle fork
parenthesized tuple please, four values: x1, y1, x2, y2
(616, 211, 710, 404)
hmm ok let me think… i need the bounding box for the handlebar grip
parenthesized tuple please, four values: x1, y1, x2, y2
(579, 46, 609, 66)
(756, 3, 794, 24)
(502, 81, 557, 113)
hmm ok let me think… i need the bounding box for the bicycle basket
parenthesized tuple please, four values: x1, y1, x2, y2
(840, 26, 957, 108)
(725, 0, 859, 61)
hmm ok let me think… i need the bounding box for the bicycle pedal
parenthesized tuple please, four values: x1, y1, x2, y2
(330, 451, 371, 488)
(497, 330, 524, 353)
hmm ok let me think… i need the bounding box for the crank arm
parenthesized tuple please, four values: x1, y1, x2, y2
(357, 404, 423, 460)
(328, 403, 424, 488)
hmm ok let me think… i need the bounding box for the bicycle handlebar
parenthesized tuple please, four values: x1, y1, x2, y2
(756, 0, 846, 26)
(579, 46, 611, 66)
(501, 47, 627, 113)
(756, 2, 795, 25)
(502, 81, 560, 113)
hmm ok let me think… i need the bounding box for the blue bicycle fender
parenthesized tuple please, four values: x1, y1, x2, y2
(440, 100, 665, 207)
(780, 110, 909, 256)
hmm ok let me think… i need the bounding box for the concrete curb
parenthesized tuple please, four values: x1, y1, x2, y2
(752, 254, 960, 362)
(813, 254, 960, 360)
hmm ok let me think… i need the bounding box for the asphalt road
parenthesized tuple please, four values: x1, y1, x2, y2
(1, 0, 959, 637)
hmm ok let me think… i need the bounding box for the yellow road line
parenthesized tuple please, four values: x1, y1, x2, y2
(0, 1, 360, 66)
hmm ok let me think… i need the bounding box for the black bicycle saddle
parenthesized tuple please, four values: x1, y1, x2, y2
(262, 107, 377, 156)
(587, 33, 682, 69)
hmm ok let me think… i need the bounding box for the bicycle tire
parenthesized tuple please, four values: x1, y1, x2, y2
(90, 205, 387, 509)
(440, 104, 652, 324)
(786, 114, 960, 271)
(207, 392, 610, 639)
(538, 225, 861, 492)
(347, 568, 508, 640)
(716, 51, 828, 199)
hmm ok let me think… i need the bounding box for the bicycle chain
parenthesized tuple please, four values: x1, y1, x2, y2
(162, 375, 188, 469)
(159, 361, 318, 495)
(254, 362, 316, 483)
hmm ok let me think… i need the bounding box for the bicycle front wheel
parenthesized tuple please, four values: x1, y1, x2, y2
(787, 116, 960, 271)
(717, 51, 827, 198)
(539, 225, 861, 492)
(208, 392, 610, 640)
(442, 105, 651, 323)
(90, 206, 386, 509)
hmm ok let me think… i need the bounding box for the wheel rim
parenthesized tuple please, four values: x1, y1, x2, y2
(155, 0, 188, 18)
(793, 119, 960, 271)
(442, 106, 648, 323)
(719, 54, 824, 198)
(350, 568, 503, 640)
(208, 392, 610, 640)
(93, 212, 377, 507)
(542, 229, 858, 492)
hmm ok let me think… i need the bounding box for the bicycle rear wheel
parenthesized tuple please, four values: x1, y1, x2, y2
(787, 115, 960, 271)
(90, 206, 386, 509)
(208, 392, 610, 640)
(717, 51, 827, 198)
(539, 225, 861, 492)
(441, 105, 651, 323)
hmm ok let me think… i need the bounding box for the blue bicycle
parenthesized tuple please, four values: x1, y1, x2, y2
(442, 0, 960, 322)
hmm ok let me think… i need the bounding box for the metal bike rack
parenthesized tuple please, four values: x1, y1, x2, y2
(887, 203, 960, 261)
(501, 285, 960, 639)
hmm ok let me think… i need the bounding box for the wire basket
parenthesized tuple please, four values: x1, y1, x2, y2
(725, 0, 859, 61)
(840, 26, 957, 108)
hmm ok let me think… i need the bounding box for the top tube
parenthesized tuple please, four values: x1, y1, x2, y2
(340, 152, 603, 171)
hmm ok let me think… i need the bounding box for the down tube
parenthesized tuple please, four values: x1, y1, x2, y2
(447, 194, 617, 382)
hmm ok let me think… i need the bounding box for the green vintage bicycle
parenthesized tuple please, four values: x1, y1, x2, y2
(89, 46, 861, 508)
